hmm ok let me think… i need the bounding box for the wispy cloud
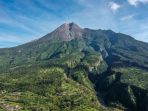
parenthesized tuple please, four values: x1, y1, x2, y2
(0, 0, 67, 45)
(109, 2, 121, 12)
(120, 15, 135, 21)
(0, 0, 148, 47)
(68, 0, 117, 29)
(127, 0, 148, 6)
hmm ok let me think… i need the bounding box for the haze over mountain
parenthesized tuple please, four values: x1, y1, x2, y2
(0, 23, 148, 111)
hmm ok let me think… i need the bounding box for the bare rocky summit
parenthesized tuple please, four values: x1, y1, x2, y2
(40, 22, 83, 42)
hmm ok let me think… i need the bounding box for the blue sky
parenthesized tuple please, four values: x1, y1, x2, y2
(0, 0, 148, 48)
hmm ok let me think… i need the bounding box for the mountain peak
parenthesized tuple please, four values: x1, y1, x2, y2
(42, 23, 83, 41)
(58, 22, 82, 32)
(69, 22, 82, 29)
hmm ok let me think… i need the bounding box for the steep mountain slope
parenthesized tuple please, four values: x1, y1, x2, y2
(0, 23, 148, 111)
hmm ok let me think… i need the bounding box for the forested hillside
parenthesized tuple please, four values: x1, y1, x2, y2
(0, 23, 148, 111)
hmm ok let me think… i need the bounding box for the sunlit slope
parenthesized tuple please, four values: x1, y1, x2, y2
(0, 23, 148, 111)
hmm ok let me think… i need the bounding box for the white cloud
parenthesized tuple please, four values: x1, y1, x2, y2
(109, 2, 121, 12)
(128, 0, 138, 6)
(127, 0, 148, 6)
(121, 15, 135, 21)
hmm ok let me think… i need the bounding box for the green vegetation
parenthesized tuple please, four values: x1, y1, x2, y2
(113, 67, 148, 89)
(0, 66, 100, 111)
(0, 24, 148, 111)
